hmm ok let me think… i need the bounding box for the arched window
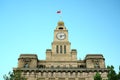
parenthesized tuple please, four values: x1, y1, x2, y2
(24, 63, 29, 68)
(56, 45, 59, 53)
(94, 60, 100, 68)
(64, 45, 66, 54)
(94, 62, 100, 68)
(60, 45, 62, 53)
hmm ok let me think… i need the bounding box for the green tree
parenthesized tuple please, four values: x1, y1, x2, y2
(117, 66, 120, 80)
(107, 65, 117, 80)
(3, 69, 27, 80)
(94, 72, 102, 80)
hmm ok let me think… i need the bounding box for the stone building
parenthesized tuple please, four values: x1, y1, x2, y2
(13, 21, 108, 80)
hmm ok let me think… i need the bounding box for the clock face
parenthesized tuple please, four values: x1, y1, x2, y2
(56, 32, 66, 40)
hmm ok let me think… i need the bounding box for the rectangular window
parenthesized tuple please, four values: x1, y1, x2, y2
(64, 45, 66, 54)
(56, 45, 59, 53)
(60, 45, 62, 53)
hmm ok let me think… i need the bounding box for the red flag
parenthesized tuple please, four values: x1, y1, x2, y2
(57, 10, 61, 14)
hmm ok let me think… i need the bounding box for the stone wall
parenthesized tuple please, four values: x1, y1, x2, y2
(21, 71, 108, 80)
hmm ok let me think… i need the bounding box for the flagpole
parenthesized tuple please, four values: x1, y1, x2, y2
(57, 10, 62, 21)
(60, 15, 62, 21)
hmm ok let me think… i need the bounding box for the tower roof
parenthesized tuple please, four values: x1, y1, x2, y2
(56, 21, 66, 30)
(57, 21, 64, 26)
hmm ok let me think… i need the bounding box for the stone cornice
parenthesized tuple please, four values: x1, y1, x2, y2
(13, 68, 109, 72)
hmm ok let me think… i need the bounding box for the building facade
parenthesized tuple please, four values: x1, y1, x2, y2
(14, 21, 108, 80)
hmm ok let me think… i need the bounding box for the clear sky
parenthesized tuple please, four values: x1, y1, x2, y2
(0, 0, 120, 79)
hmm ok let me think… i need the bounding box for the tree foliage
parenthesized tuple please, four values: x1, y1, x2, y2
(94, 65, 120, 80)
(107, 65, 118, 80)
(94, 72, 102, 80)
(118, 66, 120, 80)
(3, 69, 26, 80)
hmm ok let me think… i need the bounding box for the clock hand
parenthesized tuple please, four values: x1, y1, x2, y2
(60, 35, 63, 38)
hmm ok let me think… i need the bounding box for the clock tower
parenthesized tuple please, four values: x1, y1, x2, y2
(15, 20, 108, 80)
(46, 21, 77, 61)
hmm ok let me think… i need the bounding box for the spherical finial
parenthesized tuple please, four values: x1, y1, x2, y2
(58, 21, 64, 26)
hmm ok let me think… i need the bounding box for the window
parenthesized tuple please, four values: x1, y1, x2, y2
(70, 72, 73, 76)
(24, 63, 29, 68)
(80, 65, 84, 68)
(78, 65, 85, 68)
(94, 59, 100, 68)
(56, 45, 59, 53)
(59, 27, 63, 30)
(57, 65, 60, 68)
(64, 45, 66, 54)
(51, 72, 53, 77)
(37, 65, 45, 68)
(94, 62, 100, 68)
(51, 65, 54, 68)
(41, 72, 43, 76)
(60, 45, 62, 53)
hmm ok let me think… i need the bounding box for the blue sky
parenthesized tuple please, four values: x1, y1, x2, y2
(0, 0, 120, 79)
